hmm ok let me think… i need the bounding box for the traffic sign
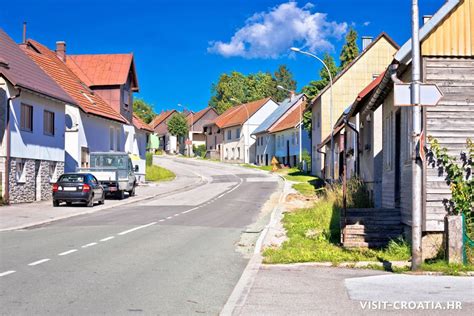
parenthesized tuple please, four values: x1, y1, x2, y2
(394, 83, 443, 106)
(185, 139, 192, 145)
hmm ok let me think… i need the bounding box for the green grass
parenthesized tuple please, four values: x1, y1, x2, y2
(263, 184, 411, 265)
(420, 260, 474, 275)
(241, 164, 273, 171)
(280, 168, 323, 196)
(145, 165, 175, 182)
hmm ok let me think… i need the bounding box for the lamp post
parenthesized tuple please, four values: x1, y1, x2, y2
(277, 85, 302, 166)
(178, 103, 193, 156)
(230, 97, 250, 163)
(291, 47, 334, 180)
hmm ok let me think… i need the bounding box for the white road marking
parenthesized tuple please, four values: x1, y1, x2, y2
(28, 258, 50, 266)
(0, 270, 16, 277)
(174, 214, 180, 217)
(166, 216, 173, 219)
(117, 222, 157, 235)
(82, 242, 97, 248)
(100, 236, 115, 242)
(58, 249, 78, 256)
(217, 193, 225, 198)
(159, 219, 165, 222)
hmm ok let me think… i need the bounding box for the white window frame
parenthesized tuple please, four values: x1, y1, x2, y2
(20, 103, 33, 132)
(43, 110, 55, 136)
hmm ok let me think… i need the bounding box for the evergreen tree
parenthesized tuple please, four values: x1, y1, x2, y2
(274, 65, 296, 102)
(339, 27, 359, 69)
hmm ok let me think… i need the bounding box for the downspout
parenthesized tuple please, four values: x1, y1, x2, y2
(5, 88, 21, 204)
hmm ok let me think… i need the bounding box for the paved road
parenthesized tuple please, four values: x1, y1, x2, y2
(0, 157, 282, 315)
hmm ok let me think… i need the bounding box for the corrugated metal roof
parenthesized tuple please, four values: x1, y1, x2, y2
(252, 94, 305, 135)
(0, 29, 75, 104)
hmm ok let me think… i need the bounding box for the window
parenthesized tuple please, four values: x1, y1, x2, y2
(43, 110, 55, 136)
(225, 148, 229, 159)
(227, 130, 232, 140)
(109, 128, 115, 151)
(81, 147, 89, 167)
(123, 89, 130, 111)
(384, 111, 393, 170)
(236, 128, 241, 138)
(21, 104, 33, 132)
(292, 132, 295, 145)
(232, 148, 235, 159)
(296, 131, 299, 145)
(237, 147, 241, 159)
(116, 128, 120, 151)
(16, 158, 26, 182)
(209, 127, 213, 135)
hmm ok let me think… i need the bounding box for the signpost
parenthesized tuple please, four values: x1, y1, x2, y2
(394, 83, 443, 106)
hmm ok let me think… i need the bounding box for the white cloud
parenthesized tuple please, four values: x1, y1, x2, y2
(208, 1, 348, 59)
(363, 21, 370, 26)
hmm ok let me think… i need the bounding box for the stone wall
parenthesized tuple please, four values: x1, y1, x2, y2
(8, 158, 64, 204)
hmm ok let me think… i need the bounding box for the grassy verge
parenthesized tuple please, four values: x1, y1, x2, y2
(145, 165, 175, 182)
(241, 164, 273, 171)
(420, 261, 474, 275)
(280, 168, 323, 196)
(263, 183, 411, 265)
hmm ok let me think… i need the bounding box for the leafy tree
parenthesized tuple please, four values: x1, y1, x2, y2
(167, 113, 188, 138)
(339, 27, 359, 70)
(209, 72, 247, 114)
(301, 53, 338, 135)
(133, 99, 156, 124)
(246, 72, 277, 102)
(274, 65, 297, 102)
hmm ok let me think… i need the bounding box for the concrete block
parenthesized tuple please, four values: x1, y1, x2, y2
(445, 215, 463, 264)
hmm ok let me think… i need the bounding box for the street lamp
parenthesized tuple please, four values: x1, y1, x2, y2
(291, 47, 334, 180)
(276, 85, 302, 166)
(177, 103, 193, 156)
(230, 97, 250, 164)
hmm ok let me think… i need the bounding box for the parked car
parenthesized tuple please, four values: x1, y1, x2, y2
(52, 173, 105, 207)
(76, 152, 137, 199)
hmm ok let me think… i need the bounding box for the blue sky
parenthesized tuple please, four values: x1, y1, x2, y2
(1, 0, 445, 113)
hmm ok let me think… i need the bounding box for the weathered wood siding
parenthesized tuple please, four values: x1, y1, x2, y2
(424, 57, 474, 231)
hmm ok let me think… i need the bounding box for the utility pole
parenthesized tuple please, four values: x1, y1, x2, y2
(411, 0, 423, 270)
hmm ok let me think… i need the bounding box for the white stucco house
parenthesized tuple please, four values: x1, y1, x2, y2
(0, 29, 74, 203)
(212, 97, 278, 164)
(24, 39, 151, 182)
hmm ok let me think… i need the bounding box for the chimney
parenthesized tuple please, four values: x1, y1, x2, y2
(56, 41, 66, 62)
(290, 90, 296, 101)
(423, 15, 432, 24)
(22, 22, 27, 44)
(361, 36, 373, 51)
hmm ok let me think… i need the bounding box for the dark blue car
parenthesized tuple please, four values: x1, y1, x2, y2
(52, 173, 105, 207)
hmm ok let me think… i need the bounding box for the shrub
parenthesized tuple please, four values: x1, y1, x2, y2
(146, 152, 153, 166)
(193, 144, 207, 158)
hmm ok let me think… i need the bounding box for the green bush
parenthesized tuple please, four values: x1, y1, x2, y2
(297, 149, 311, 172)
(193, 144, 207, 158)
(146, 152, 153, 166)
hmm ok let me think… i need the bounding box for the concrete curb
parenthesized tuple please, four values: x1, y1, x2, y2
(220, 173, 289, 316)
(0, 172, 206, 232)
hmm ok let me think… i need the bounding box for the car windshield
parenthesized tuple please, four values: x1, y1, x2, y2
(58, 174, 85, 183)
(90, 155, 127, 169)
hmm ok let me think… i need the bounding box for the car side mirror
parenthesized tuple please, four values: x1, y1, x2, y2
(134, 165, 139, 172)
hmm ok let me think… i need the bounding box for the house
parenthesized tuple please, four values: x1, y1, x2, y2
(24, 39, 151, 182)
(253, 94, 307, 166)
(269, 100, 310, 168)
(149, 110, 178, 153)
(203, 121, 223, 160)
(310, 32, 399, 178)
(0, 30, 74, 203)
(186, 107, 218, 153)
(367, 0, 473, 256)
(210, 97, 278, 163)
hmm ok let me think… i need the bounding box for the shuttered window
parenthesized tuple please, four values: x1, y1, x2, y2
(20, 104, 33, 132)
(43, 110, 55, 136)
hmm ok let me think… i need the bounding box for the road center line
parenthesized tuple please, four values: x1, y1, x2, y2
(117, 222, 157, 235)
(28, 258, 51, 266)
(159, 219, 165, 222)
(100, 236, 115, 242)
(0, 270, 16, 277)
(174, 214, 180, 217)
(58, 249, 78, 256)
(166, 216, 173, 219)
(82, 242, 98, 248)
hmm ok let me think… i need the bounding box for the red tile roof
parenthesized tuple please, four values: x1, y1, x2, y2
(214, 97, 273, 129)
(23, 39, 127, 123)
(133, 114, 153, 132)
(186, 107, 217, 126)
(66, 54, 138, 91)
(0, 29, 74, 104)
(269, 101, 306, 133)
(149, 110, 176, 129)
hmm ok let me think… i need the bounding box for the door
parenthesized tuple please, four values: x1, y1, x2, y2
(265, 154, 268, 166)
(394, 111, 401, 207)
(89, 175, 102, 201)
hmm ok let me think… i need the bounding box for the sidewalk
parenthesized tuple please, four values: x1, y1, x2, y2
(0, 168, 203, 231)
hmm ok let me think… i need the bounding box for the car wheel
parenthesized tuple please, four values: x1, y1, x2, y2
(87, 195, 94, 207)
(53, 200, 60, 207)
(129, 185, 136, 197)
(117, 190, 125, 200)
(66, 202, 73, 206)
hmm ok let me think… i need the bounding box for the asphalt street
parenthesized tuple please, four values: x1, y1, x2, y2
(0, 157, 281, 315)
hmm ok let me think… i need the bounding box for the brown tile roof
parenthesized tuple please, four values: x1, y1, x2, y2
(133, 114, 153, 132)
(66, 54, 138, 91)
(23, 39, 127, 123)
(0, 29, 74, 104)
(149, 110, 176, 129)
(186, 107, 217, 126)
(269, 101, 306, 133)
(214, 97, 273, 128)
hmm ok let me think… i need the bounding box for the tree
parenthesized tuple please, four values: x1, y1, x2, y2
(167, 113, 188, 138)
(339, 27, 359, 70)
(209, 72, 247, 114)
(301, 53, 338, 135)
(246, 72, 277, 102)
(274, 65, 296, 102)
(133, 99, 156, 124)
